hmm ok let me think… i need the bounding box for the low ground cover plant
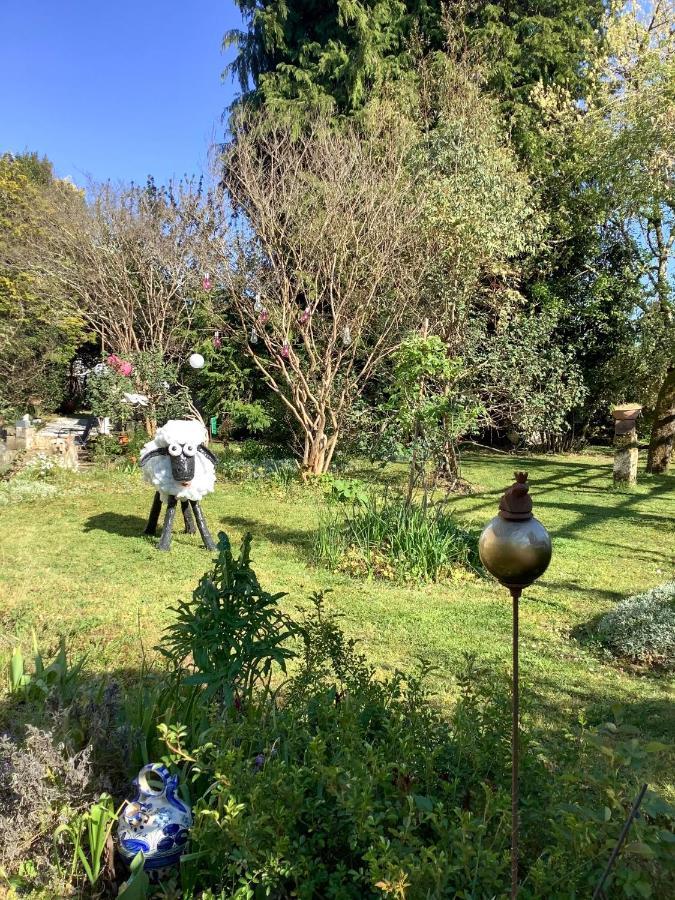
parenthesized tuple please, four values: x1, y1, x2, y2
(596, 582, 675, 669)
(217, 452, 298, 486)
(315, 491, 480, 582)
(1, 536, 673, 898)
(0, 451, 78, 506)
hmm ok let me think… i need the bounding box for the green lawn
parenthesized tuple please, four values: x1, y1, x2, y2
(0, 450, 673, 788)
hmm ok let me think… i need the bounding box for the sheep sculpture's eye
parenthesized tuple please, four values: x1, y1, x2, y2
(168, 443, 182, 457)
(183, 443, 196, 457)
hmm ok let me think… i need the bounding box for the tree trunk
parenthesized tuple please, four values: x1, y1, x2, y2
(303, 429, 338, 475)
(438, 437, 461, 484)
(143, 415, 157, 437)
(647, 366, 675, 474)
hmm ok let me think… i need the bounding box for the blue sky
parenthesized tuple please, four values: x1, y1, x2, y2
(0, 1, 243, 187)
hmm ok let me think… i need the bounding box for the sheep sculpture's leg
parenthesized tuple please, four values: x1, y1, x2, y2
(157, 495, 178, 551)
(181, 500, 196, 534)
(190, 500, 217, 552)
(144, 491, 162, 536)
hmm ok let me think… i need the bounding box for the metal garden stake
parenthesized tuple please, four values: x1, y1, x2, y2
(478, 472, 552, 899)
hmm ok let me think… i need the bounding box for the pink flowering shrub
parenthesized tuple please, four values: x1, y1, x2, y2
(106, 354, 133, 376)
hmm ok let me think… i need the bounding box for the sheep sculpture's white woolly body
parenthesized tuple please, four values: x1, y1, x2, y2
(140, 420, 216, 502)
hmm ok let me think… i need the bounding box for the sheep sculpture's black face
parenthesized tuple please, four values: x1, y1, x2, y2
(167, 440, 197, 486)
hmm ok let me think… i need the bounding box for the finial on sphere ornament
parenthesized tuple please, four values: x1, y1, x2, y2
(479, 471, 552, 596)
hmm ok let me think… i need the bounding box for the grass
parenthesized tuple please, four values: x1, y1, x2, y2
(0, 449, 673, 791)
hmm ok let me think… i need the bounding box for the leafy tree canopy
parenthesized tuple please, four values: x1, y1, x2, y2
(0, 152, 86, 417)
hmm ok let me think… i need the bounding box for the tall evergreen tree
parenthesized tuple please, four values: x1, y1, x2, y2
(225, 0, 606, 125)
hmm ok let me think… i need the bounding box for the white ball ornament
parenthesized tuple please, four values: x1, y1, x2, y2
(189, 353, 205, 369)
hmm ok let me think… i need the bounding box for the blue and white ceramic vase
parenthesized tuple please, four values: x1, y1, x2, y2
(117, 763, 192, 877)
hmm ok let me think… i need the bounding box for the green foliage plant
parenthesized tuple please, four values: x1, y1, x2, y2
(8, 632, 85, 705)
(117, 851, 150, 899)
(315, 490, 480, 582)
(1, 531, 673, 896)
(0, 152, 86, 418)
(87, 350, 192, 435)
(158, 532, 303, 706)
(323, 474, 369, 507)
(53, 793, 116, 889)
(387, 334, 483, 496)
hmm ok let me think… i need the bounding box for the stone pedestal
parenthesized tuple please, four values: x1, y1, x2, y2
(0, 440, 16, 474)
(6, 425, 36, 450)
(612, 404, 642, 486)
(613, 431, 639, 484)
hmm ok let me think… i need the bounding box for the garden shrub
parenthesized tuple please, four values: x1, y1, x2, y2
(86, 351, 192, 432)
(237, 438, 292, 463)
(596, 582, 675, 668)
(158, 532, 302, 707)
(157, 539, 673, 899)
(90, 429, 149, 469)
(322, 474, 370, 507)
(315, 491, 480, 582)
(90, 433, 127, 462)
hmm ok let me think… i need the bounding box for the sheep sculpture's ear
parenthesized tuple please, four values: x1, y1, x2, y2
(139, 447, 168, 466)
(197, 444, 218, 467)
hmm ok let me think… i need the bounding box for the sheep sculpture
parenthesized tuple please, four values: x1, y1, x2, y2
(139, 419, 217, 552)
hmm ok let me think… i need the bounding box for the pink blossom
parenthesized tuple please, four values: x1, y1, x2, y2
(107, 354, 133, 376)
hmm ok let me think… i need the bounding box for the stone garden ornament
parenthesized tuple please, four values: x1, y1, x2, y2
(117, 763, 192, 878)
(139, 419, 217, 551)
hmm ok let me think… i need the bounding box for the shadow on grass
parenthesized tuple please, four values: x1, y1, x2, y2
(529, 671, 675, 741)
(542, 580, 624, 604)
(83, 512, 149, 537)
(219, 513, 314, 552)
(454, 453, 674, 552)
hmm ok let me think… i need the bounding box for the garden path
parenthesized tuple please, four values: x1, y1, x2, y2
(37, 415, 96, 445)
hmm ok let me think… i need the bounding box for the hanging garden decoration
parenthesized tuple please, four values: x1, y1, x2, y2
(189, 353, 205, 369)
(250, 327, 259, 345)
(259, 308, 270, 325)
(254, 293, 263, 314)
(202, 273, 212, 292)
(280, 341, 290, 359)
(213, 330, 222, 349)
(342, 325, 352, 347)
(299, 307, 311, 325)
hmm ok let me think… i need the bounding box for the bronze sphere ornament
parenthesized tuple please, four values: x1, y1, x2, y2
(479, 472, 552, 899)
(479, 472, 552, 590)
